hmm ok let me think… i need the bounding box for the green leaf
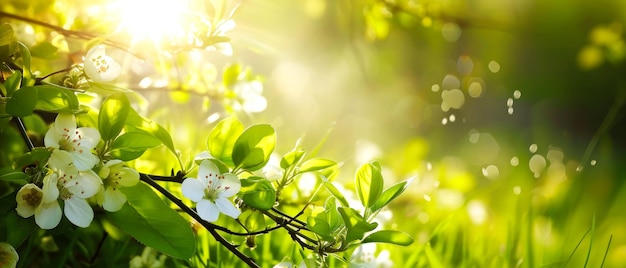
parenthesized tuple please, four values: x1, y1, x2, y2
(242, 210, 266, 232)
(324, 197, 343, 232)
(6, 210, 36, 247)
(298, 158, 336, 174)
(99, 93, 131, 141)
(307, 213, 334, 241)
(337, 207, 378, 243)
(280, 146, 306, 169)
(370, 178, 412, 213)
(207, 117, 244, 166)
(88, 81, 133, 93)
(110, 132, 161, 161)
(362, 230, 414, 246)
(232, 124, 276, 171)
(6, 86, 37, 117)
(108, 182, 195, 259)
(17, 42, 33, 84)
(355, 162, 384, 209)
(125, 109, 176, 155)
(34, 85, 80, 112)
(29, 41, 58, 59)
(12, 148, 51, 171)
(0, 24, 17, 61)
(239, 176, 276, 210)
(4, 71, 22, 96)
(222, 63, 242, 87)
(322, 179, 349, 208)
(0, 171, 29, 185)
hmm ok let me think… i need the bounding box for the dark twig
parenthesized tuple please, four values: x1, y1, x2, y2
(139, 174, 260, 268)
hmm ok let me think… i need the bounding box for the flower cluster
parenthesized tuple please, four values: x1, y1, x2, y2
(15, 113, 138, 229)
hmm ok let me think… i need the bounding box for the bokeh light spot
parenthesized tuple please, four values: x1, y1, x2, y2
(468, 81, 483, 98)
(529, 144, 538, 153)
(442, 22, 461, 42)
(441, 89, 465, 112)
(457, 55, 474, 75)
(488, 60, 501, 73)
(482, 165, 500, 180)
(510, 156, 519, 166)
(529, 154, 547, 178)
(442, 74, 460, 90)
(514, 90, 522, 99)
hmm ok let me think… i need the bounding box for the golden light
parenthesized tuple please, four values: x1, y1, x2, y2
(114, 0, 192, 45)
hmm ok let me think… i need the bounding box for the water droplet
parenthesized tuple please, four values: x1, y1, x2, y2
(431, 84, 440, 92)
(510, 156, 519, 166)
(513, 186, 521, 195)
(529, 144, 538, 153)
(488, 60, 501, 73)
(442, 22, 461, 42)
(457, 55, 474, 75)
(513, 90, 521, 99)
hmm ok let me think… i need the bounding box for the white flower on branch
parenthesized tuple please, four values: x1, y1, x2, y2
(97, 159, 140, 212)
(83, 45, 121, 82)
(181, 160, 241, 222)
(44, 113, 100, 171)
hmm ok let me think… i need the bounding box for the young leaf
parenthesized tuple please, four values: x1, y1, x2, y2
(34, 85, 80, 112)
(12, 148, 52, 171)
(307, 213, 334, 242)
(109, 132, 161, 161)
(322, 179, 349, 208)
(239, 176, 276, 210)
(337, 207, 378, 244)
(207, 117, 244, 166)
(298, 158, 336, 174)
(108, 182, 196, 259)
(4, 71, 21, 96)
(0, 171, 29, 185)
(280, 147, 306, 169)
(355, 162, 384, 208)
(222, 63, 242, 87)
(125, 109, 176, 155)
(99, 93, 130, 141)
(0, 24, 17, 61)
(362, 230, 414, 246)
(6, 86, 37, 117)
(370, 178, 412, 213)
(17, 42, 33, 84)
(232, 124, 276, 171)
(242, 210, 266, 232)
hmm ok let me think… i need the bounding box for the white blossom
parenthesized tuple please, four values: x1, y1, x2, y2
(96, 160, 140, 212)
(83, 45, 121, 82)
(44, 113, 100, 171)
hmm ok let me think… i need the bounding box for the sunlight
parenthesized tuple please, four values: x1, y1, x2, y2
(115, 0, 191, 45)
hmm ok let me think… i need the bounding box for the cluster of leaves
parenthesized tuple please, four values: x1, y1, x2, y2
(0, 20, 413, 267)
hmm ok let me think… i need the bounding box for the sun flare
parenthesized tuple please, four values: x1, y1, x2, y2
(115, 0, 191, 45)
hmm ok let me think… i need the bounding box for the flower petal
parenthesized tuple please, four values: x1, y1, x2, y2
(15, 184, 42, 218)
(116, 167, 139, 187)
(70, 151, 99, 171)
(64, 197, 94, 228)
(197, 160, 221, 185)
(74, 127, 101, 149)
(35, 201, 62, 229)
(215, 197, 240, 219)
(54, 113, 77, 136)
(67, 170, 102, 198)
(43, 174, 60, 203)
(48, 150, 73, 170)
(217, 173, 240, 197)
(196, 199, 219, 222)
(102, 187, 127, 212)
(181, 178, 206, 202)
(44, 126, 60, 149)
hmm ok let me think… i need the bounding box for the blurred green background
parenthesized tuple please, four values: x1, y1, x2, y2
(3, 0, 626, 266)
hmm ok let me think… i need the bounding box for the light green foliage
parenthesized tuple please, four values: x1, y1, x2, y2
(232, 124, 276, 171)
(98, 93, 130, 141)
(207, 116, 244, 166)
(239, 176, 276, 210)
(355, 161, 384, 210)
(109, 132, 162, 161)
(109, 182, 196, 260)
